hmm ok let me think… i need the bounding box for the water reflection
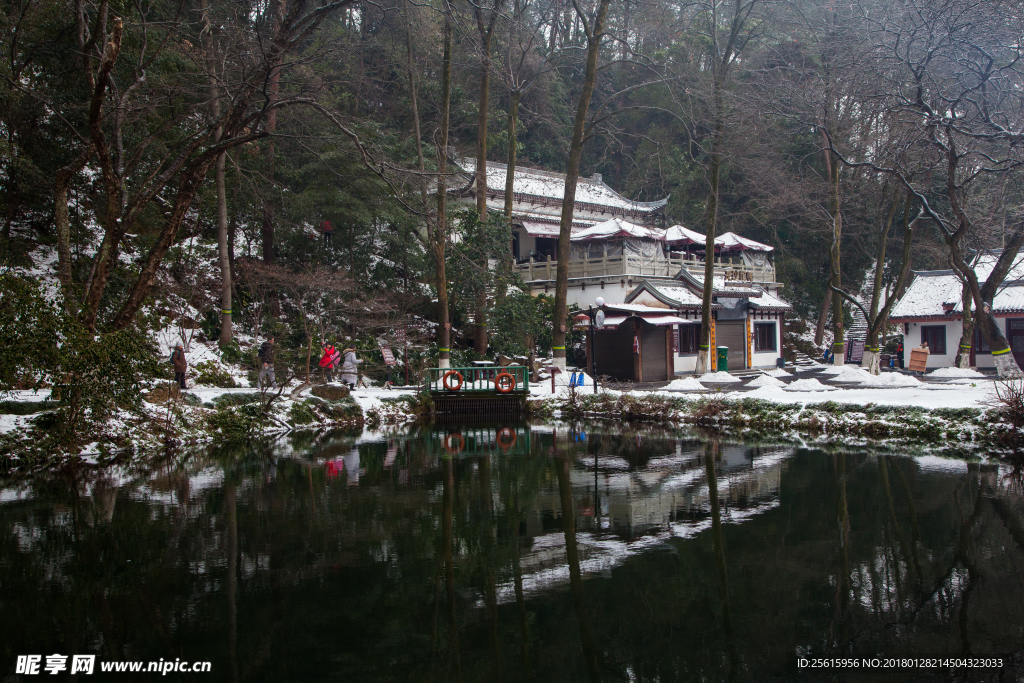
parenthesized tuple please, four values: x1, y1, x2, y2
(1, 425, 1023, 681)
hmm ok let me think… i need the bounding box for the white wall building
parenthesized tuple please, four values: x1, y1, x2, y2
(889, 251, 1024, 369)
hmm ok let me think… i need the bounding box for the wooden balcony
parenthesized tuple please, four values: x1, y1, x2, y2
(512, 253, 776, 284)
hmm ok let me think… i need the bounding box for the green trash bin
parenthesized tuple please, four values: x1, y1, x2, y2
(717, 346, 728, 373)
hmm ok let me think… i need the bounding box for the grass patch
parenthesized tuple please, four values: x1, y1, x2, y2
(0, 400, 56, 415)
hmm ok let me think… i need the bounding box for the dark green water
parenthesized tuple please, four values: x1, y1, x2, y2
(2, 425, 1023, 682)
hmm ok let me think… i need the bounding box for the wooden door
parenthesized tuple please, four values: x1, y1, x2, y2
(1007, 318, 1024, 368)
(715, 321, 747, 370)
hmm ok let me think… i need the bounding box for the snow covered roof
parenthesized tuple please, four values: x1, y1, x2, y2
(520, 221, 563, 237)
(664, 227, 773, 252)
(605, 302, 679, 314)
(890, 265, 1024, 321)
(570, 218, 666, 241)
(459, 158, 669, 214)
(748, 289, 792, 312)
(624, 280, 721, 310)
(971, 250, 1024, 281)
(599, 304, 691, 328)
(676, 269, 763, 297)
(715, 232, 774, 252)
(515, 212, 596, 234)
(665, 225, 706, 245)
(889, 271, 964, 321)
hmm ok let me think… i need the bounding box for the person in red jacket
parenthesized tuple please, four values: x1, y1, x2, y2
(170, 343, 187, 389)
(320, 219, 334, 245)
(318, 342, 341, 382)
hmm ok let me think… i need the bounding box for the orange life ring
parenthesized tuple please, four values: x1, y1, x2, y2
(494, 371, 516, 394)
(442, 370, 464, 392)
(443, 433, 465, 453)
(496, 427, 517, 450)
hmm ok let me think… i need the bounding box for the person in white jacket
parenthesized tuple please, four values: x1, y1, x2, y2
(340, 347, 361, 389)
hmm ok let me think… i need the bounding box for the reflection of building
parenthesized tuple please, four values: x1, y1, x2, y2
(502, 440, 790, 603)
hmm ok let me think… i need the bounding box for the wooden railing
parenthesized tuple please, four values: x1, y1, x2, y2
(426, 366, 530, 394)
(513, 254, 775, 283)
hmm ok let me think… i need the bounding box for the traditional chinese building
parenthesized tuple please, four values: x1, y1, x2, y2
(889, 250, 1024, 369)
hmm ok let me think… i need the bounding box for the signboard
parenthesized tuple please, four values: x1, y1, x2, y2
(381, 347, 396, 366)
(394, 327, 406, 345)
(848, 340, 866, 363)
(595, 310, 606, 327)
(573, 313, 591, 330)
(672, 328, 679, 353)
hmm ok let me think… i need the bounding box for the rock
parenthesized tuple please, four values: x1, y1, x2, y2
(312, 383, 351, 401)
(144, 382, 180, 404)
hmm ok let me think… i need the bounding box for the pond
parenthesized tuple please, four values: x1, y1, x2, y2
(1, 424, 1023, 682)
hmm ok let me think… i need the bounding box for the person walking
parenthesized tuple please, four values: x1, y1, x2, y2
(318, 342, 339, 382)
(320, 219, 334, 245)
(171, 342, 187, 389)
(258, 336, 277, 389)
(340, 347, 361, 390)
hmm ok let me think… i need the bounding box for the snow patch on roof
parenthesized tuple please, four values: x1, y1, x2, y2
(571, 218, 665, 241)
(459, 158, 668, 212)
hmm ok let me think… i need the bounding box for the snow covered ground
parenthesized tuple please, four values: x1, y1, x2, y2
(724, 381, 996, 409)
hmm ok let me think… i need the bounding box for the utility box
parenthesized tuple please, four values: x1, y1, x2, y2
(717, 346, 729, 373)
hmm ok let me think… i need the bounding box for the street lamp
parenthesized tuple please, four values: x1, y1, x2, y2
(590, 296, 605, 394)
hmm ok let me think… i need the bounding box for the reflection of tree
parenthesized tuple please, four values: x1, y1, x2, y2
(828, 453, 851, 652)
(8, 431, 1024, 680)
(955, 476, 983, 655)
(878, 456, 921, 593)
(704, 441, 736, 682)
(478, 455, 502, 682)
(556, 444, 602, 683)
(442, 455, 461, 682)
(225, 479, 239, 683)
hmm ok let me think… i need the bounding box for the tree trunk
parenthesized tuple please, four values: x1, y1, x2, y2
(80, 17, 125, 331)
(963, 224, 1024, 376)
(952, 264, 974, 369)
(54, 147, 92, 310)
(202, 0, 232, 347)
(261, 0, 286, 265)
(950, 282, 974, 370)
(824, 130, 844, 366)
(111, 156, 223, 329)
(696, 78, 724, 375)
(473, 10, 499, 355)
(814, 288, 830, 347)
(504, 91, 520, 221)
(551, 0, 612, 372)
(405, 0, 426, 205)
(476, 31, 493, 218)
(860, 194, 897, 374)
(435, 19, 453, 369)
(216, 150, 233, 346)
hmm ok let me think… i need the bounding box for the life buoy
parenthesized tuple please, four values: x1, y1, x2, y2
(494, 371, 516, 393)
(443, 433, 465, 453)
(496, 427, 517, 451)
(442, 370, 464, 392)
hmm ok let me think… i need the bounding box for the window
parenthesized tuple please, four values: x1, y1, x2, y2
(921, 325, 946, 354)
(754, 322, 777, 352)
(972, 325, 991, 353)
(678, 324, 699, 354)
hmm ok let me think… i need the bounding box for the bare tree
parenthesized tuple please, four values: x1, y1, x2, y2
(682, 0, 766, 374)
(827, 0, 1024, 376)
(550, 0, 614, 371)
